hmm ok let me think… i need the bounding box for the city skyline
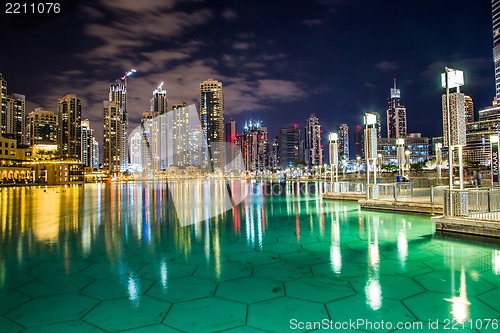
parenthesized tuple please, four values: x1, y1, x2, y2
(0, 0, 495, 149)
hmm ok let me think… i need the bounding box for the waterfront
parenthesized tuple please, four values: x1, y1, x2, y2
(0, 181, 499, 332)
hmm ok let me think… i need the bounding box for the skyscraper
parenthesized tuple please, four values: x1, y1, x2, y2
(0, 73, 7, 136)
(304, 114, 324, 166)
(58, 94, 82, 159)
(103, 100, 120, 174)
(26, 108, 58, 146)
(225, 118, 237, 167)
(81, 119, 96, 167)
(242, 120, 269, 171)
(172, 102, 189, 167)
(492, 0, 500, 101)
(6, 93, 25, 145)
(200, 79, 224, 171)
(338, 124, 349, 161)
(151, 82, 169, 170)
(109, 82, 128, 172)
(91, 137, 99, 169)
(278, 125, 301, 168)
(141, 111, 156, 172)
(387, 79, 407, 138)
(353, 124, 364, 159)
(464, 95, 474, 123)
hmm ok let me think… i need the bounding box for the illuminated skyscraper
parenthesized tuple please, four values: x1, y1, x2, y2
(0, 73, 7, 136)
(151, 82, 169, 170)
(387, 79, 407, 138)
(338, 124, 349, 161)
(200, 79, 224, 171)
(242, 120, 269, 171)
(58, 94, 82, 160)
(464, 95, 474, 123)
(225, 118, 238, 169)
(305, 114, 324, 166)
(141, 111, 156, 172)
(6, 93, 25, 145)
(26, 108, 58, 146)
(493, 0, 500, 101)
(81, 119, 96, 167)
(92, 137, 99, 169)
(109, 82, 128, 172)
(103, 100, 120, 174)
(172, 102, 189, 167)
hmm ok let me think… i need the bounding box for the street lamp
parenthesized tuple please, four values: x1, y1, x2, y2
(491, 135, 499, 187)
(436, 142, 443, 179)
(396, 138, 405, 181)
(356, 156, 361, 177)
(329, 132, 339, 189)
(405, 150, 411, 179)
(364, 113, 378, 187)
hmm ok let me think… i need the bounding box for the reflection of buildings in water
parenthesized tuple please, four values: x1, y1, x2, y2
(397, 219, 408, 269)
(494, 250, 500, 275)
(445, 266, 470, 324)
(244, 186, 265, 250)
(330, 215, 342, 275)
(365, 215, 382, 311)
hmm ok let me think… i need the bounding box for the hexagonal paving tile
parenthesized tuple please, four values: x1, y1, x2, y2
(0, 290, 30, 315)
(113, 324, 183, 332)
(326, 295, 416, 333)
(137, 262, 197, 280)
(247, 297, 328, 332)
(414, 271, 496, 296)
(278, 234, 320, 245)
(216, 277, 284, 303)
(310, 262, 372, 278)
(285, 275, 355, 303)
(0, 316, 22, 333)
(253, 262, 312, 282)
(18, 274, 93, 297)
(83, 295, 171, 332)
(23, 260, 92, 277)
(6, 293, 98, 328)
(229, 251, 280, 266)
(82, 276, 154, 301)
(348, 275, 425, 300)
(194, 262, 252, 282)
(280, 251, 329, 266)
(22, 320, 107, 333)
(146, 277, 217, 303)
(163, 297, 246, 332)
(477, 288, 500, 312)
(221, 326, 271, 332)
(378, 259, 433, 277)
(79, 262, 141, 280)
(0, 271, 36, 291)
(260, 242, 302, 255)
(403, 291, 500, 325)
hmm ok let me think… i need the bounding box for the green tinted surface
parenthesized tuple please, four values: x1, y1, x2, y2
(0, 181, 499, 333)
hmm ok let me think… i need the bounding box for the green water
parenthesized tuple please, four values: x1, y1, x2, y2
(0, 181, 498, 332)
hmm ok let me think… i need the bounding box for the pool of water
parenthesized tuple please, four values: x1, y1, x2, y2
(0, 181, 499, 332)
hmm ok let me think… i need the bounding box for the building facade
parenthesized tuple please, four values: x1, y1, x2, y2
(492, 0, 500, 101)
(304, 114, 323, 166)
(5, 93, 25, 145)
(0, 73, 7, 136)
(108, 82, 128, 172)
(200, 79, 224, 172)
(26, 108, 58, 146)
(241, 121, 269, 171)
(278, 126, 301, 168)
(58, 94, 82, 160)
(172, 102, 189, 167)
(353, 124, 364, 159)
(103, 100, 120, 175)
(378, 134, 430, 165)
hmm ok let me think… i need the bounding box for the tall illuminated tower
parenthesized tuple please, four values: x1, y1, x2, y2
(200, 79, 224, 171)
(81, 119, 96, 167)
(103, 100, 120, 174)
(172, 102, 189, 167)
(0, 73, 7, 136)
(305, 114, 323, 166)
(6, 93, 25, 145)
(338, 124, 349, 161)
(387, 79, 407, 138)
(109, 81, 128, 172)
(493, 0, 500, 101)
(464, 95, 474, 123)
(26, 108, 58, 146)
(58, 94, 82, 159)
(151, 82, 169, 170)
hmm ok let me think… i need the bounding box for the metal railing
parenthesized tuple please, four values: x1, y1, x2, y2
(444, 188, 500, 220)
(366, 183, 447, 203)
(331, 181, 365, 193)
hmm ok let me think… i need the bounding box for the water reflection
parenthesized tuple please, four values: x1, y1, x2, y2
(0, 181, 498, 321)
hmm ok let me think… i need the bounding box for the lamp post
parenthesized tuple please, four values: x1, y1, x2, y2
(396, 138, 405, 180)
(436, 142, 443, 179)
(377, 153, 382, 174)
(405, 150, 411, 179)
(329, 132, 339, 191)
(491, 135, 499, 187)
(356, 156, 361, 177)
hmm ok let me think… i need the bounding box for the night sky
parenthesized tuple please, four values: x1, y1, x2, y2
(0, 0, 495, 150)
